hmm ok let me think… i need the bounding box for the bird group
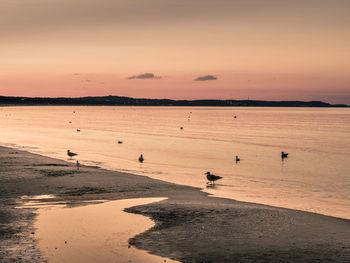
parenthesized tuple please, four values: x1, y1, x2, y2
(205, 151, 289, 184)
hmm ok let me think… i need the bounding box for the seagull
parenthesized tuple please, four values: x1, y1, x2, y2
(77, 129, 81, 132)
(139, 154, 144, 163)
(281, 152, 288, 159)
(118, 141, 123, 144)
(205, 171, 222, 185)
(235, 155, 240, 163)
(67, 150, 78, 159)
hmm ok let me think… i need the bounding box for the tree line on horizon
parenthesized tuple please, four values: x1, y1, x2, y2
(0, 95, 347, 107)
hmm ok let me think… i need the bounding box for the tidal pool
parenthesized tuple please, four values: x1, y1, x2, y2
(20, 196, 177, 263)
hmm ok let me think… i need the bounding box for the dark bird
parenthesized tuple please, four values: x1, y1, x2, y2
(234, 116, 237, 119)
(139, 154, 144, 163)
(67, 150, 78, 159)
(180, 127, 183, 130)
(77, 129, 80, 132)
(205, 171, 222, 184)
(235, 155, 240, 163)
(118, 141, 123, 144)
(281, 152, 288, 159)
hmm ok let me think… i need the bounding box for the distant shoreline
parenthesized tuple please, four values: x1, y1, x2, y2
(0, 95, 348, 107)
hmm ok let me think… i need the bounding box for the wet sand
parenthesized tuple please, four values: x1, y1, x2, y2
(1, 145, 350, 262)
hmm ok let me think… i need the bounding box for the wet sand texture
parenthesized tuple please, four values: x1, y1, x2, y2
(1, 146, 350, 262)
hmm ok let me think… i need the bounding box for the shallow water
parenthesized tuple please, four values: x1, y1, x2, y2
(19, 196, 176, 263)
(1, 106, 350, 219)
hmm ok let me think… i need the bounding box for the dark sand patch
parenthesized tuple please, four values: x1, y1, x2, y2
(0, 145, 350, 262)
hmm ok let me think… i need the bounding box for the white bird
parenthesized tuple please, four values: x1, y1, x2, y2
(205, 171, 222, 184)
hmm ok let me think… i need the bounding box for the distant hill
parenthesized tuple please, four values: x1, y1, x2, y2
(0, 95, 348, 107)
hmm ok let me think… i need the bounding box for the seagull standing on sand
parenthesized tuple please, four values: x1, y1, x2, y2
(235, 155, 240, 163)
(67, 150, 78, 159)
(205, 171, 222, 185)
(139, 154, 144, 163)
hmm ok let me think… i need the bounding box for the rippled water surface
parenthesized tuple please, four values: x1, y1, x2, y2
(1, 106, 349, 219)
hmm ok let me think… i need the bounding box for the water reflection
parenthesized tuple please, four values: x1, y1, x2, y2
(19, 196, 177, 263)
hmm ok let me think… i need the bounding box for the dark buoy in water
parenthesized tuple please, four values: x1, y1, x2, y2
(234, 116, 237, 119)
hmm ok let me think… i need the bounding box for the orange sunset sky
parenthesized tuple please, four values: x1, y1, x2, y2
(0, 0, 349, 104)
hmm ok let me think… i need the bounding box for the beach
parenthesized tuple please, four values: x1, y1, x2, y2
(1, 106, 350, 220)
(1, 145, 350, 262)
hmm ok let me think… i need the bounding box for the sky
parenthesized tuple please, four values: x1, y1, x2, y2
(0, 0, 349, 104)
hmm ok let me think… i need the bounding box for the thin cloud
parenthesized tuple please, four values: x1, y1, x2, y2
(194, 75, 217, 81)
(127, 73, 162, 80)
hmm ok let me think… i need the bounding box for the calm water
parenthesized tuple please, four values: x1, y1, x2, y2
(1, 106, 350, 219)
(18, 196, 176, 263)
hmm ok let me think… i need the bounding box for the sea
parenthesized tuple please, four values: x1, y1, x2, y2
(1, 106, 349, 219)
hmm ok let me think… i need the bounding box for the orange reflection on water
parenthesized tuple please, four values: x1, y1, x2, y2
(27, 197, 175, 263)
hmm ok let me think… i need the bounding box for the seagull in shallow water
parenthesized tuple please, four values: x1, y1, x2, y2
(67, 150, 78, 159)
(235, 155, 240, 163)
(205, 171, 222, 184)
(281, 152, 288, 159)
(139, 154, 144, 163)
